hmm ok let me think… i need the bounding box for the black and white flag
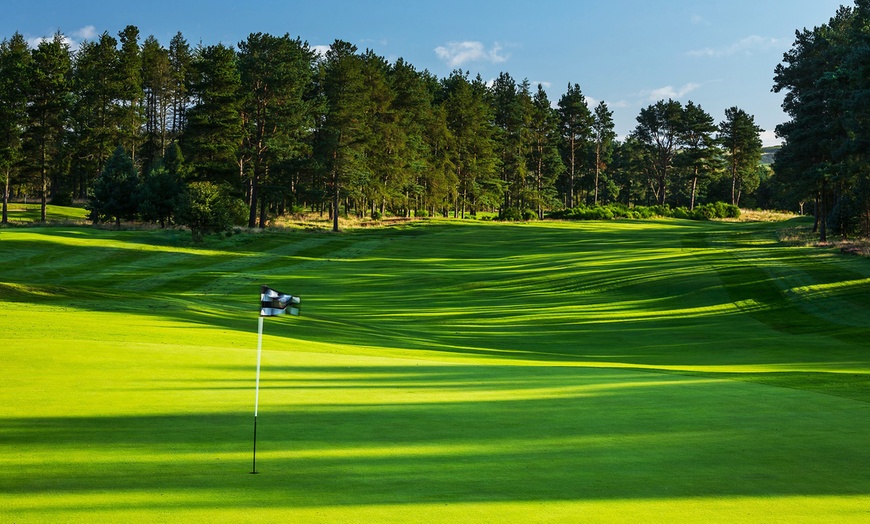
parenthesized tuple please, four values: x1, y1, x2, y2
(260, 285, 300, 317)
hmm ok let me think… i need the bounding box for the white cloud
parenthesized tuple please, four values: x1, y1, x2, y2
(760, 129, 781, 147)
(311, 45, 330, 59)
(532, 80, 551, 89)
(27, 25, 97, 51)
(644, 82, 701, 101)
(687, 35, 786, 58)
(73, 25, 97, 41)
(27, 34, 76, 50)
(434, 41, 509, 67)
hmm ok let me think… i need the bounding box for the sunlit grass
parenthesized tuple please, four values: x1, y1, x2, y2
(2, 203, 90, 223)
(2, 217, 870, 522)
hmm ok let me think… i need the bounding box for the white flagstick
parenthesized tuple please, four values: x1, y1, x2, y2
(252, 315, 264, 474)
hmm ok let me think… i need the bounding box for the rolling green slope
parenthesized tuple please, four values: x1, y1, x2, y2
(1, 219, 868, 523)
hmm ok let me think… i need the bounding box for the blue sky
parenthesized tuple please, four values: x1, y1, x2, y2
(3, 0, 850, 145)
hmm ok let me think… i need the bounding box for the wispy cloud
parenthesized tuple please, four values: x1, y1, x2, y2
(690, 14, 710, 26)
(434, 41, 509, 67)
(27, 25, 97, 50)
(643, 82, 701, 101)
(687, 35, 786, 58)
(73, 25, 97, 41)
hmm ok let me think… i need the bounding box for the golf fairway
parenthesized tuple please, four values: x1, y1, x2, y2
(1, 218, 869, 522)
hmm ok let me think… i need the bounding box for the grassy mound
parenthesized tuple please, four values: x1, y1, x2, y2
(1, 218, 869, 522)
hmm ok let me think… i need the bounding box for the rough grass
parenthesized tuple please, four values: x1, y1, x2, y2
(1, 218, 869, 523)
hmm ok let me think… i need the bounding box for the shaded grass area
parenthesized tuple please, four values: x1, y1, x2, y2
(1, 218, 870, 522)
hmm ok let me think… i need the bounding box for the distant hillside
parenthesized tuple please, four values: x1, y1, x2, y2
(761, 146, 780, 165)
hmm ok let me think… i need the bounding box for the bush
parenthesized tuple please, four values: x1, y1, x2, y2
(371, 210, 383, 221)
(546, 202, 739, 222)
(501, 208, 524, 221)
(176, 182, 244, 242)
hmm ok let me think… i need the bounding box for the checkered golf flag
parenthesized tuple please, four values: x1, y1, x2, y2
(260, 285, 300, 316)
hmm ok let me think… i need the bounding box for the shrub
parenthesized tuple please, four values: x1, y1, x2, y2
(176, 182, 244, 242)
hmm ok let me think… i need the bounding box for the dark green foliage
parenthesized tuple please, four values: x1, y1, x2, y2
(632, 99, 683, 205)
(138, 165, 182, 228)
(719, 106, 763, 207)
(70, 32, 124, 199)
(0, 25, 773, 226)
(238, 32, 316, 228)
(183, 43, 243, 185)
(176, 181, 245, 241)
(773, 2, 870, 239)
(88, 146, 139, 228)
(0, 33, 30, 225)
(557, 83, 592, 208)
(25, 33, 72, 223)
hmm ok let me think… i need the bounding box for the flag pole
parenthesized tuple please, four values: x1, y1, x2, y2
(251, 315, 264, 474)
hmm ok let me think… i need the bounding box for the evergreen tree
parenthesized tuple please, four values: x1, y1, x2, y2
(773, 3, 869, 239)
(527, 84, 563, 218)
(89, 145, 139, 228)
(118, 25, 144, 163)
(138, 143, 187, 228)
(141, 35, 172, 175)
(611, 137, 652, 206)
(591, 101, 616, 205)
(491, 72, 532, 217)
(718, 107, 763, 206)
(557, 83, 592, 208)
(389, 58, 439, 217)
(70, 32, 123, 199)
(176, 181, 245, 241)
(0, 33, 30, 224)
(183, 43, 243, 186)
(168, 32, 191, 138)
(316, 40, 369, 232)
(25, 33, 72, 222)
(632, 99, 683, 205)
(238, 32, 316, 227)
(441, 70, 497, 218)
(676, 101, 719, 209)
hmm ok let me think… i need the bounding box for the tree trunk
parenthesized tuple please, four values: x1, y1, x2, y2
(594, 145, 600, 205)
(819, 180, 827, 242)
(568, 139, 575, 209)
(2, 170, 9, 225)
(332, 170, 340, 233)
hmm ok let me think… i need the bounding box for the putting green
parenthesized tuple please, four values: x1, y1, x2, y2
(1, 218, 868, 522)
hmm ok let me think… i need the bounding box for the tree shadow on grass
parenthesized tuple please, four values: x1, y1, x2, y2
(3, 364, 870, 513)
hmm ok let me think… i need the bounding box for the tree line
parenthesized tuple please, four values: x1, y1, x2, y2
(773, 0, 870, 240)
(0, 26, 766, 232)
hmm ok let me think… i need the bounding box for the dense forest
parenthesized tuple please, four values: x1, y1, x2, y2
(0, 9, 857, 235)
(773, 0, 870, 240)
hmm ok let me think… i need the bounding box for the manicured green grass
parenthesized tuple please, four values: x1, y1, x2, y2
(1, 218, 869, 522)
(2, 203, 90, 223)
